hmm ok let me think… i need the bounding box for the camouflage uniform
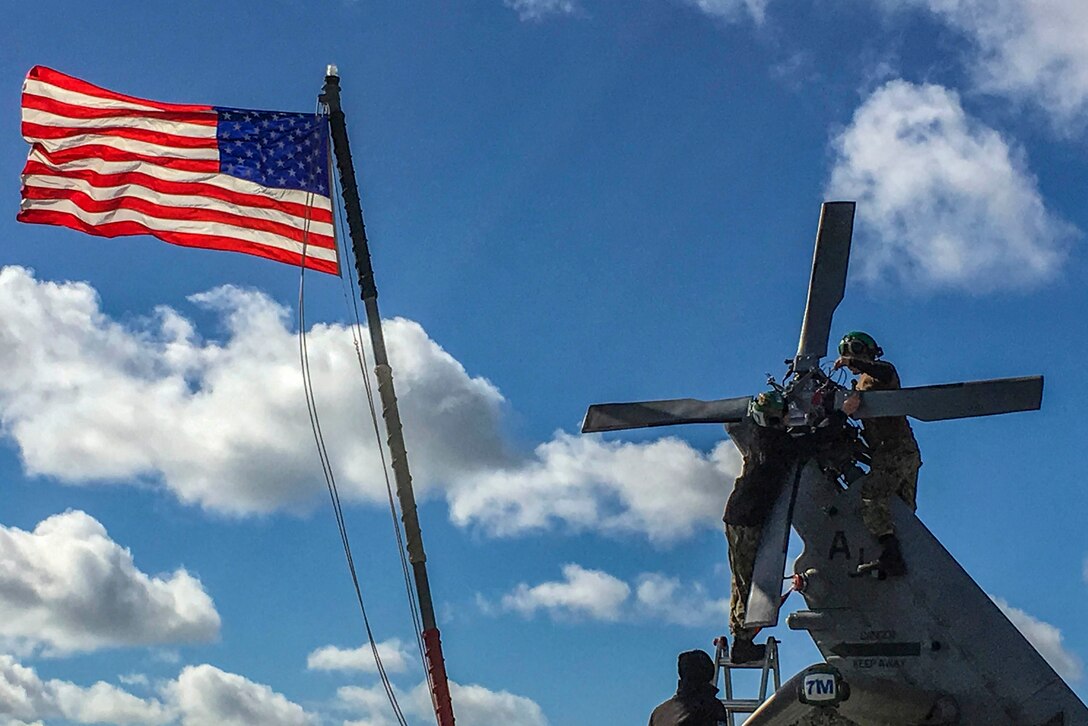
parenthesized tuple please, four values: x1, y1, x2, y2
(849, 359, 922, 538)
(726, 523, 762, 639)
(791, 707, 862, 726)
(723, 420, 796, 638)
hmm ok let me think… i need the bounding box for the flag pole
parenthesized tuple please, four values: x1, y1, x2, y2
(319, 66, 456, 726)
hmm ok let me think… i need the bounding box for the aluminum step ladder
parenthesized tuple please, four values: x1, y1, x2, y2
(713, 636, 781, 726)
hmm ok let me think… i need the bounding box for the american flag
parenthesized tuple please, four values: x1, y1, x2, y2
(18, 66, 339, 275)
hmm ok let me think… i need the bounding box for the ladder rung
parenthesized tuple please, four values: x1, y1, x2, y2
(717, 659, 771, 670)
(720, 699, 762, 710)
(715, 637, 780, 726)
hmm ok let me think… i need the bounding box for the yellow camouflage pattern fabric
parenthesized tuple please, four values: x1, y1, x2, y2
(854, 360, 920, 454)
(726, 523, 761, 638)
(855, 359, 922, 537)
(791, 707, 862, 726)
(723, 418, 798, 638)
(861, 447, 922, 537)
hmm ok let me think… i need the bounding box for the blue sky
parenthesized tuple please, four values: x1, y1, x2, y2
(2, 1, 1087, 724)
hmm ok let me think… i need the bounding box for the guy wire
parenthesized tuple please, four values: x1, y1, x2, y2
(298, 158, 409, 725)
(330, 163, 429, 673)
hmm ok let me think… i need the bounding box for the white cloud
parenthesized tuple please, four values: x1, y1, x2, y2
(152, 650, 181, 665)
(494, 566, 726, 626)
(306, 639, 413, 674)
(51, 681, 171, 725)
(0, 268, 740, 543)
(770, 51, 819, 90)
(0, 655, 170, 725)
(0, 657, 64, 724)
(501, 564, 631, 621)
(0, 268, 514, 514)
(440, 681, 548, 726)
(992, 596, 1084, 682)
(449, 434, 740, 544)
(0, 510, 219, 655)
(167, 665, 314, 726)
(505, 0, 770, 23)
(337, 683, 419, 726)
(119, 674, 151, 688)
(339, 680, 547, 726)
(0, 657, 314, 726)
(683, 0, 771, 24)
(633, 573, 728, 626)
(503, 0, 579, 21)
(826, 80, 1076, 291)
(893, 0, 1088, 130)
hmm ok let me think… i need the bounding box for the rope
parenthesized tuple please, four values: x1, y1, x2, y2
(296, 141, 409, 725)
(329, 162, 430, 677)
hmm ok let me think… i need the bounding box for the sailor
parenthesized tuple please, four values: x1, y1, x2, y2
(834, 331, 922, 577)
(723, 390, 797, 663)
(647, 649, 729, 726)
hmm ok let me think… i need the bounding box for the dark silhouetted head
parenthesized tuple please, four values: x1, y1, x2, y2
(677, 649, 714, 684)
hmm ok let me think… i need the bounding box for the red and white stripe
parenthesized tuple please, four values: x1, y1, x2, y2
(18, 66, 339, 275)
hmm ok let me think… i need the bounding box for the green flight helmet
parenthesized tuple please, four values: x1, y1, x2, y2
(749, 390, 786, 428)
(838, 331, 883, 359)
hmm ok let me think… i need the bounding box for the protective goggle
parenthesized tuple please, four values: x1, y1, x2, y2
(838, 339, 871, 356)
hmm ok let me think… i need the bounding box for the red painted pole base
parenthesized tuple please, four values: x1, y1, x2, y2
(423, 628, 456, 726)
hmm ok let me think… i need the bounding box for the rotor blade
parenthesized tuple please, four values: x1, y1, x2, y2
(837, 376, 1043, 422)
(581, 396, 752, 433)
(795, 201, 855, 369)
(744, 460, 807, 629)
(748, 465, 822, 631)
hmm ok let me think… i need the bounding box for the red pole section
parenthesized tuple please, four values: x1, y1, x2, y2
(320, 67, 456, 726)
(424, 628, 456, 726)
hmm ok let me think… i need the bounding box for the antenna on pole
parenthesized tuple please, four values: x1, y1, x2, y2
(319, 66, 456, 726)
